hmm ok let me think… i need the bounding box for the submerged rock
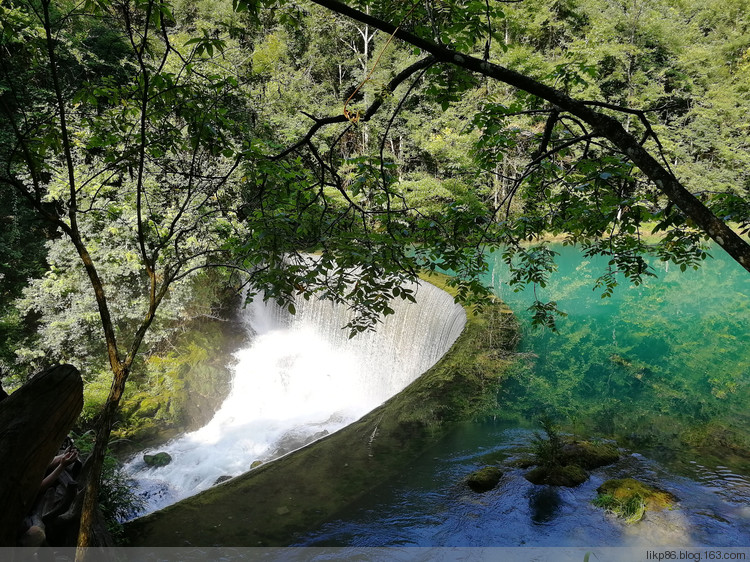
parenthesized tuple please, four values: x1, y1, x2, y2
(144, 452, 172, 467)
(525, 464, 588, 487)
(524, 439, 619, 487)
(560, 441, 619, 469)
(213, 475, 232, 485)
(467, 466, 503, 492)
(250, 460, 263, 469)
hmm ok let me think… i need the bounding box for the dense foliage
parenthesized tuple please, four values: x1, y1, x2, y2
(0, 0, 748, 545)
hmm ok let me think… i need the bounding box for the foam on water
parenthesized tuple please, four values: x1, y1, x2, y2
(123, 281, 466, 518)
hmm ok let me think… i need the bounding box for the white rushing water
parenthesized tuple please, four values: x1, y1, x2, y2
(124, 280, 466, 518)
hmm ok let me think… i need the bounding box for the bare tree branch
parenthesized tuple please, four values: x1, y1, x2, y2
(271, 56, 436, 160)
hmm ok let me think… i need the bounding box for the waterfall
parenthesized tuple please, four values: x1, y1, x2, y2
(123, 280, 466, 518)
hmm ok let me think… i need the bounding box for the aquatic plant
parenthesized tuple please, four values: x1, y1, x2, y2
(525, 417, 588, 486)
(531, 416, 564, 468)
(525, 417, 619, 487)
(592, 492, 646, 524)
(593, 478, 677, 524)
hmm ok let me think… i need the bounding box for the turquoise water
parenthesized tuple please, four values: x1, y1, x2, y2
(486, 244, 750, 461)
(295, 244, 750, 547)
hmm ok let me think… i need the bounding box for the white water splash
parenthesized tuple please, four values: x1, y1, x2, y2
(123, 281, 466, 518)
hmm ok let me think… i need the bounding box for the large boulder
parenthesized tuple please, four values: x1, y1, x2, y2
(560, 441, 619, 469)
(0, 365, 83, 546)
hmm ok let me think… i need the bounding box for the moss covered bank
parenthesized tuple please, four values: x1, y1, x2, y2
(123, 276, 519, 546)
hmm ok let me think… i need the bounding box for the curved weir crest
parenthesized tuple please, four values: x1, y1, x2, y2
(124, 281, 466, 518)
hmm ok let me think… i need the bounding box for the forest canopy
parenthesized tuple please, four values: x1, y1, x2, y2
(0, 0, 748, 547)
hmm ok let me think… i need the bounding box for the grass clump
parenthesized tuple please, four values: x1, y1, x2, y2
(524, 417, 620, 487)
(531, 416, 564, 468)
(593, 492, 646, 524)
(594, 478, 677, 523)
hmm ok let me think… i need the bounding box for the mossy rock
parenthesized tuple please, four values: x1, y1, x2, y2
(113, 299, 242, 451)
(523, 437, 618, 487)
(597, 478, 677, 511)
(525, 464, 588, 487)
(560, 441, 619, 469)
(143, 452, 172, 468)
(467, 466, 503, 492)
(136, 397, 162, 418)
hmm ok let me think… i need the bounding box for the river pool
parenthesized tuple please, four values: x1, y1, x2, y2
(295, 245, 750, 547)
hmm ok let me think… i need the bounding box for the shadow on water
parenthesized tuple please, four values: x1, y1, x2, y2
(530, 487, 563, 525)
(294, 422, 750, 547)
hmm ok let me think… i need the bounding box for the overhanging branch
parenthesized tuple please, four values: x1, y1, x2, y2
(306, 0, 750, 273)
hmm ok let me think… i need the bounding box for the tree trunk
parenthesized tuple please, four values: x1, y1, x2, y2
(0, 365, 83, 546)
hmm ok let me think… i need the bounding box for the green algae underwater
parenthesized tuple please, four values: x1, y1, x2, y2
(486, 243, 750, 468)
